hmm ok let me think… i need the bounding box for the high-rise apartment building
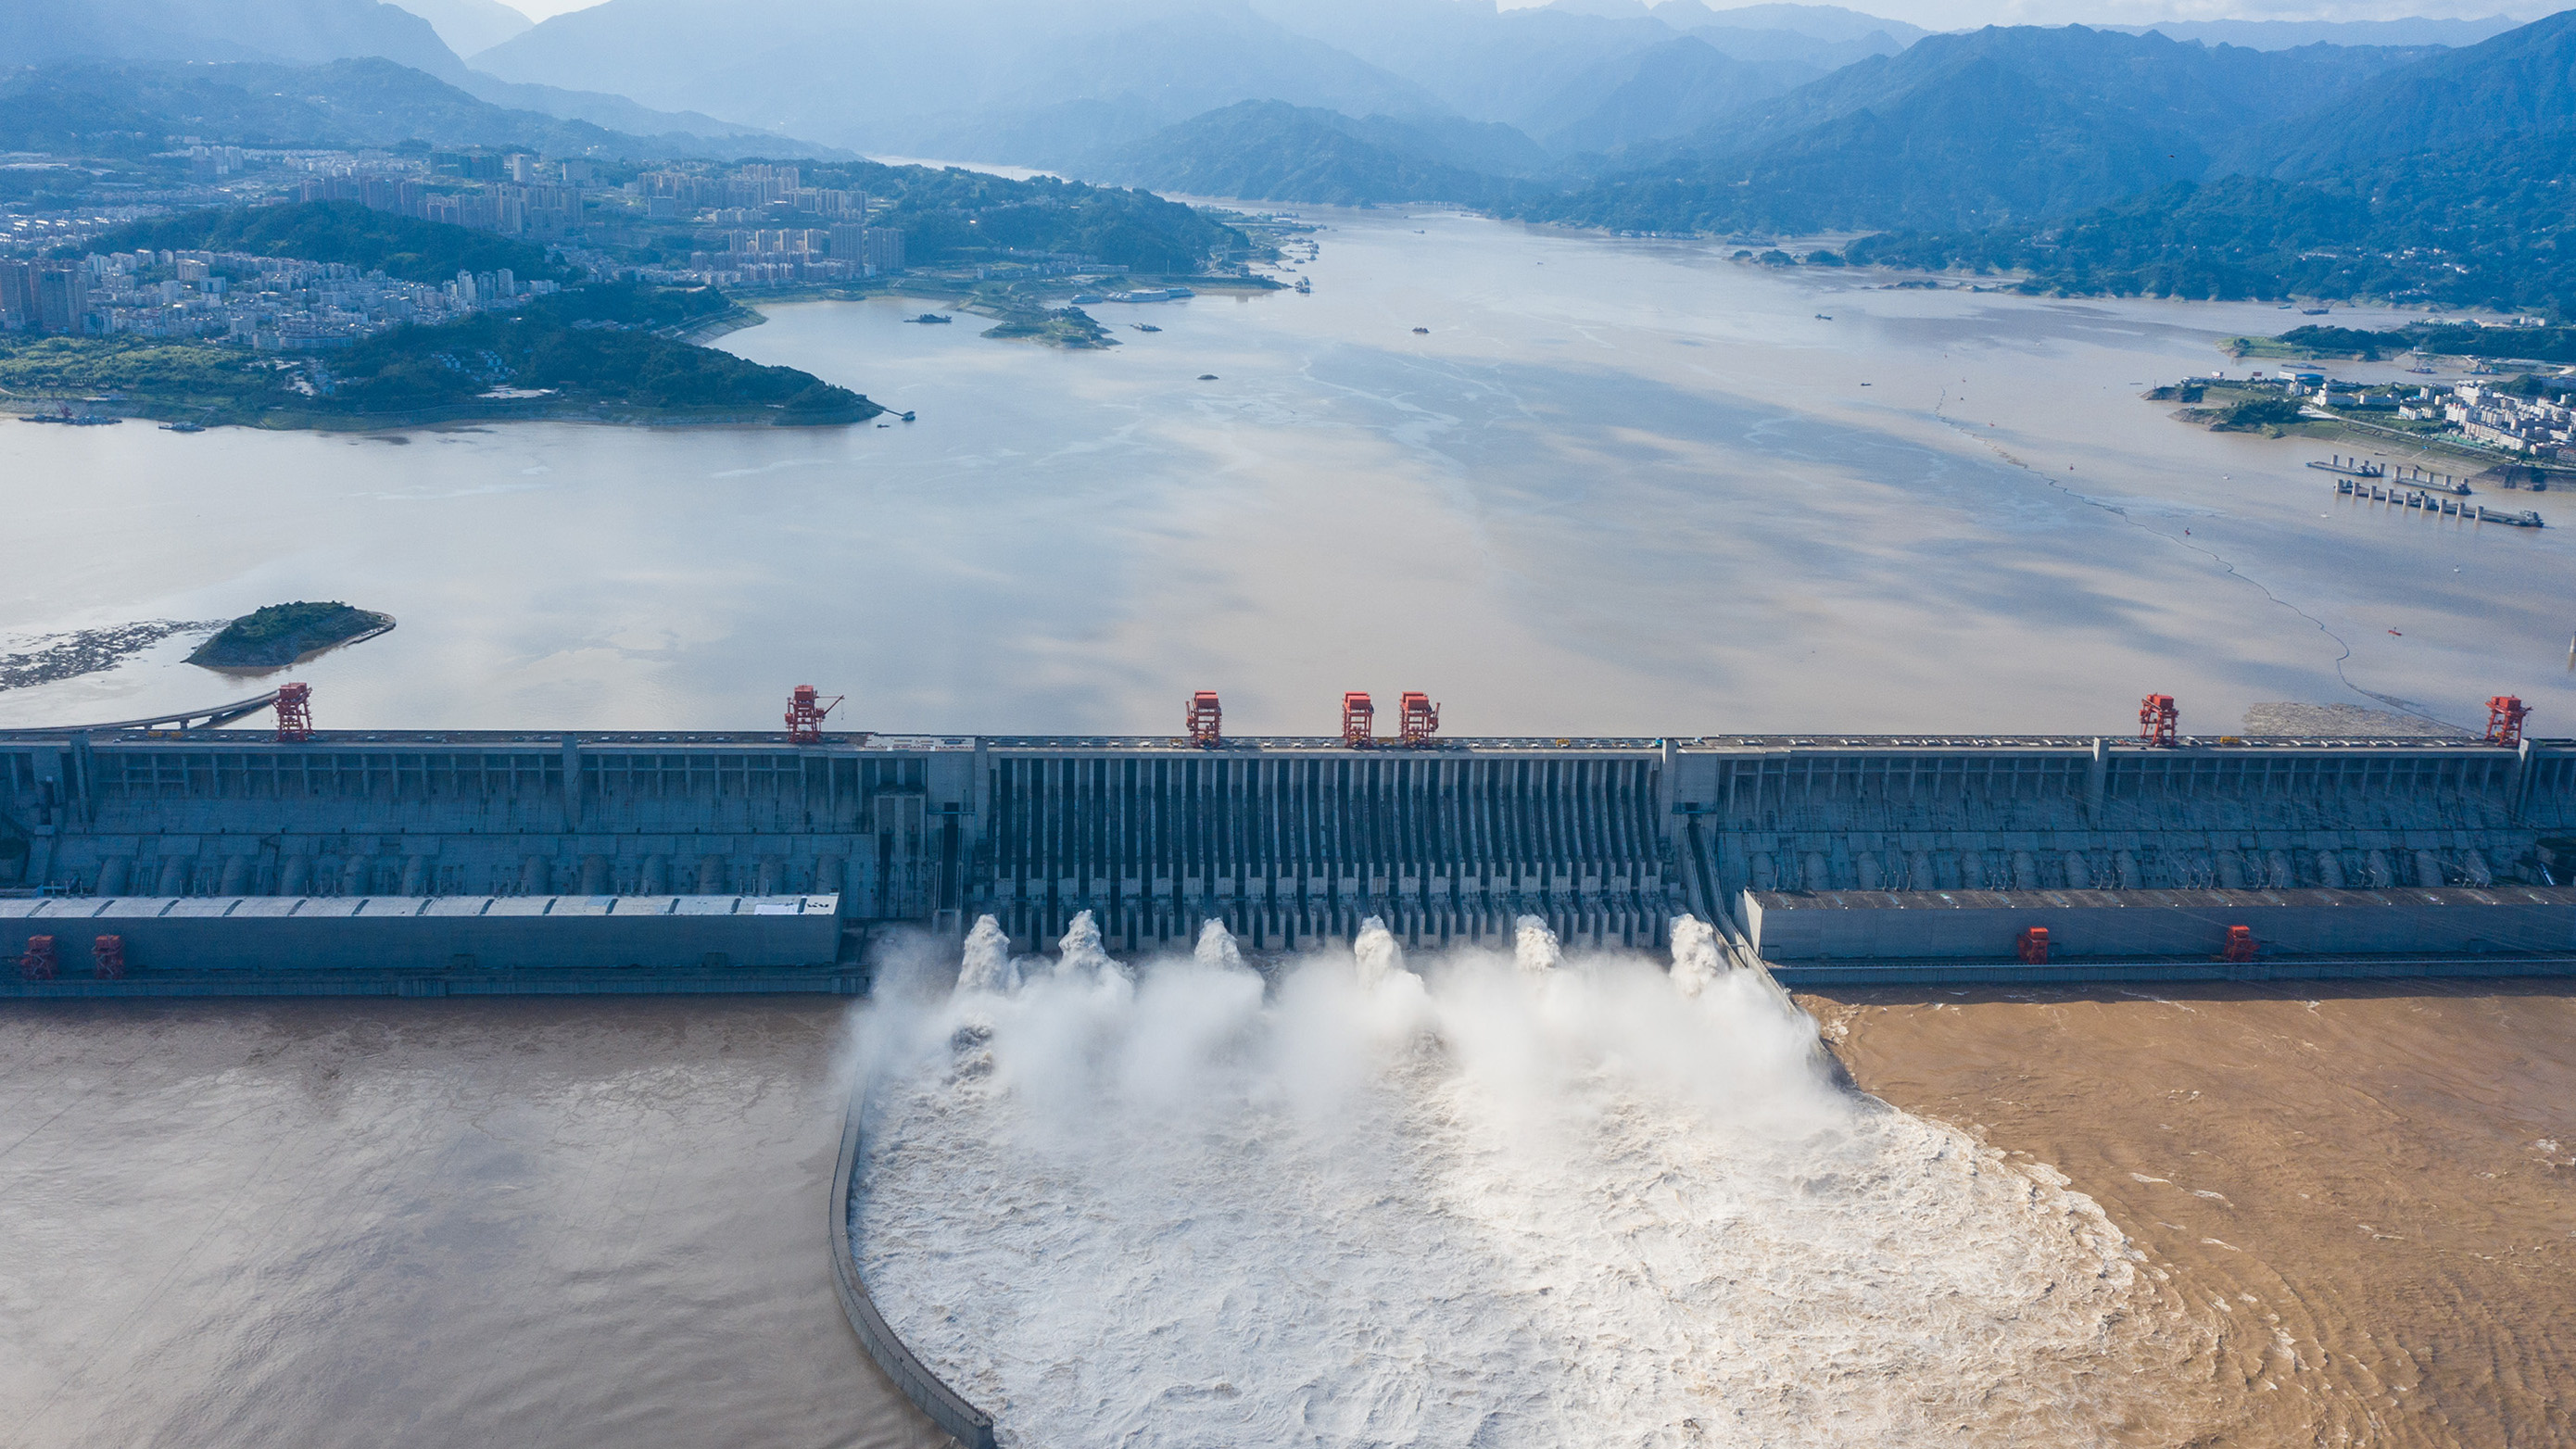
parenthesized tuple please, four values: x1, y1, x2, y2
(33, 263, 89, 334)
(0, 261, 31, 331)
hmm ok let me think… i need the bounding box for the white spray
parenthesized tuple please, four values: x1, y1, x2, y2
(955, 914, 1017, 995)
(1668, 913, 1725, 997)
(857, 914, 2162, 1449)
(1511, 914, 1563, 974)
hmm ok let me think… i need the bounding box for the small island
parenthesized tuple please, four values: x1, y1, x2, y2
(187, 602, 395, 669)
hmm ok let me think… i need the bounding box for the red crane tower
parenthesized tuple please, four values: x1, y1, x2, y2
(2485, 695, 2531, 746)
(2139, 693, 2178, 747)
(273, 682, 312, 743)
(1341, 692, 1375, 748)
(92, 935, 124, 980)
(786, 686, 844, 744)
(18, 934, 58, 981)
(1185, 691, 1222, 749)
(1397, 691, 1440, 747)
(2015, 926, 2049, 964)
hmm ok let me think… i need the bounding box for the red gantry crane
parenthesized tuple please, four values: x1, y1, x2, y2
(2485, 695, 2531, 746)
(1397, 691, 1440, 747)
(786, 686, 844, 744)
(1341, 692, 1375, 748)
(273, 682, 313, 743)
(2139, 693, 2178, 747)
(1186, 691, 1222, 749)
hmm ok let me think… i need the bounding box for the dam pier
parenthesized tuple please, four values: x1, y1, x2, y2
(4, 694, 2572, 992)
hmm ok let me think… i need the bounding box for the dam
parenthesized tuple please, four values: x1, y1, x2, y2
(4, 698, 2572, 990)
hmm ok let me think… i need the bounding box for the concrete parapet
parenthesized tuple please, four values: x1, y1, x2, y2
(831, 1084, 997, 1449)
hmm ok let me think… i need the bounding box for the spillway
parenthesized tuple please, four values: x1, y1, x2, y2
(4, 725, 2571, 989)
(845, 916, 2203, 1448)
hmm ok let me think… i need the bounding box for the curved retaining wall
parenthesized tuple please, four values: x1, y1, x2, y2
(830, 1084, 999, 1449)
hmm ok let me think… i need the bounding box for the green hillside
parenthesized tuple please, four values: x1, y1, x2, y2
(86, 200, 565, 285)
(1848, 130, 2576, 313)
(789, 160, 1248, 274)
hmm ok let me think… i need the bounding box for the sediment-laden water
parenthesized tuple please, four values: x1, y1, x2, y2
(1807, 983, 2576, 1448)
(0, 1000, 941, 1449)
(853, 918, 2228, 1447)
(4, 208, 2567, 736)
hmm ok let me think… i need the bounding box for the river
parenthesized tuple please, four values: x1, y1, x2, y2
(4, 207, 2567, 735)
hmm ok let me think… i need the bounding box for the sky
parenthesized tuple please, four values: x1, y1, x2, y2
(486, 0, 2547, 30)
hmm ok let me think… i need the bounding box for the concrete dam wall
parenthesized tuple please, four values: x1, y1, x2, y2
(3, 726, 2570, 988)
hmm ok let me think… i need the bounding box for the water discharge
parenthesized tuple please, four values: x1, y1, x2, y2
(854, 914, 2208, 1447)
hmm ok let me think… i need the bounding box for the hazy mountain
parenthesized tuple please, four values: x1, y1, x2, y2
(0, 0, 471, 81)
(1842, 14, 2576, 310)
(1851, 128, 2576, 316)
(1525, 35, 1815, 155)
(2245, 10, 2576, 177)
(1660, 3, 1926, 45)
(454, 73, 804, 148)
(2119, 16, 2521, 51)
(473, 0, 1450, 156)
(1676, 23, 1907, 69)
(1079, 100, 1533, 205)
(0, 59, 837, 160)
(387, 0, 534, 59)
(1247, 0, 1913, 132)
(1520, 26, 2440, 233)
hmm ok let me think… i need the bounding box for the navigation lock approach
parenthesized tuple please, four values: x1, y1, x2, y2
(3, 688, 2571, 995)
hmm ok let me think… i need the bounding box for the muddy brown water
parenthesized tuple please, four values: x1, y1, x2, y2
(0, 1000, 941, 1449)
(4, 984, 2567, 1447)
(1804, 982, 2576, 1448)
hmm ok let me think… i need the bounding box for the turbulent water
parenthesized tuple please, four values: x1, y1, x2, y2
(854, 916, 2208, 1448)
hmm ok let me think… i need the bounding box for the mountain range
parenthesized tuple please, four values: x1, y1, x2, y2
(10, 0, 2576, 311)
(0, 58, 842, 161)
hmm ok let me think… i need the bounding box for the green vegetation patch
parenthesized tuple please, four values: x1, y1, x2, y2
(2213, 396, 2310, 430)
(316, 283, 876, 422)
(784, 160, 1247, 274)
(0, 335, 288, 407)
(188, 601, 391, 668)
(1848, 131, 2576, 315)
(979, 307, 1116, 349)
(86, 201, 567, 286)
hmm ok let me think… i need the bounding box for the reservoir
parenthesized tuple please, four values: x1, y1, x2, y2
(3, 208, 2567, 737)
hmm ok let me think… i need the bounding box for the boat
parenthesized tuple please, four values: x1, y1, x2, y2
(1294, 278, 1311, 294)
(1131, 323, 1161, 333)
(20, 405, 120, 425)
(1815, 313, 1833, 321)
(2302, 308, 2331, 316)
(905, 313, 953, 324)
(2477, 506, 2545, 527)
(159, 422, 205, 433)
(2305, 454, 2384, 478)
(1196, 374, 1219, 381)
(1412, 327, 1429, 334)
(899, 411, 916, 422)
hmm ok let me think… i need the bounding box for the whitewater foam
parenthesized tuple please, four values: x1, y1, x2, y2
(852, 914, 2163, 1448)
